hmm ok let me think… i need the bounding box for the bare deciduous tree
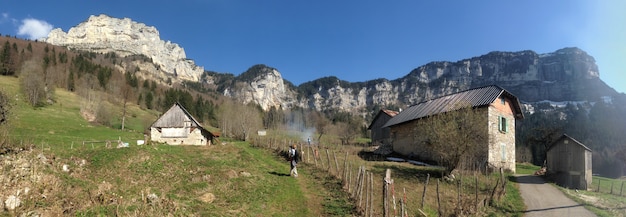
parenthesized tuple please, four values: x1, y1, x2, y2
(19, 58, 47, 107)
(335, 122, 358, 145)
(413, 102, 487, 174)
(218, 99, 262, 141)
(310, 111, 329, 145)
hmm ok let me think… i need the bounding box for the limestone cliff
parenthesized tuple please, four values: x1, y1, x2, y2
(43, 14, 203, 82)
(227, 48, 616, 115)
(39, 15, 616, 114)
(225, 65, 297, 111)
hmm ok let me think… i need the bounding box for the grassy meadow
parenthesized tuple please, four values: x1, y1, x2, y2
(1, 75, 528, 216)
(0, 75, 355, 216)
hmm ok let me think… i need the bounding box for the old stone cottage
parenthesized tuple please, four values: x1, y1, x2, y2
(546, 134, 592, 190)
(150, 102, 215, 145)
(382, 85, 524, 172)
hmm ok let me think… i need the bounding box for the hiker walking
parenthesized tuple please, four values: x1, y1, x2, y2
(289, 144, 299, 177)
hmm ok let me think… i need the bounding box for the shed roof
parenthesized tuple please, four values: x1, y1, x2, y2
(151, 102, 204, 128)
(367, 109, 399, 129)
(382, 85, 523, 128)
(548, 134, 592, 152)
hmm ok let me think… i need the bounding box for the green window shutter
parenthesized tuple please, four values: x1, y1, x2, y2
(498, 116, 508, 133)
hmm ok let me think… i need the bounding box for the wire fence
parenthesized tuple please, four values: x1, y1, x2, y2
(249, 136, 510, 216)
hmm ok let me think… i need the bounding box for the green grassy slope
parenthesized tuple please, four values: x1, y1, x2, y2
(1, 76, 151, 151)
(0, 76, 336, 216)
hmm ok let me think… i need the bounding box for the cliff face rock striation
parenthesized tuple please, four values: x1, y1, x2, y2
(227, 47, 615, 114)
(225, 65, 298, 111)
(43, 14, 203, 82)
(40, 15, 616, 114)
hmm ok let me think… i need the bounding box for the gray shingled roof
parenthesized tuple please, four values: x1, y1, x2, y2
(151, 102, 204, 128)
(548, 134, 592, 152)
(382, 85, 523, 128)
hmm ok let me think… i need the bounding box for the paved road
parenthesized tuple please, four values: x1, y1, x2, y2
(516, 175, 597, 217)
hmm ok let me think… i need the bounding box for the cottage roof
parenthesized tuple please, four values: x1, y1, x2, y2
(367, 109, 399, 129)
(151, 102, 204, 129)
(548, 134, 592, 152)
(383, 85, 523, 128)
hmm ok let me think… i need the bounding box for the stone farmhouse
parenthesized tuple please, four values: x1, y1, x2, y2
(367, 109, 399, 145)
(382, 85, 524, 172)
(150, 102, 216, 145)
(546, 134, 592, 190)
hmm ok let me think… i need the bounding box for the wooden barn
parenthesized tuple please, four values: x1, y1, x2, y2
(367, 109, 399, 145)
(546, 134, 592, 190)
(150, 102, 216, 146)
(383, 85, 524, 172)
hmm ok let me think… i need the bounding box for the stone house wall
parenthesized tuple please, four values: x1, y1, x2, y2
(150, 127, 209, 145)
(390, 97, 517, 173)
(487, 99, 517, 172)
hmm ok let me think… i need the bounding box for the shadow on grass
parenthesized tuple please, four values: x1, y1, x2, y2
(268, 171, 291, 177)
(510, 175, 546, 185)
(356, 150, 387, 161)
(371, 163, 445, 181)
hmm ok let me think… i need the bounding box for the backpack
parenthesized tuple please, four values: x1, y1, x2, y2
(294, 150, 299, 163)
(290, 149, 299, 163)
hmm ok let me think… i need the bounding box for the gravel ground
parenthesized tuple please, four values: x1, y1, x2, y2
(516, 175, 597, 217)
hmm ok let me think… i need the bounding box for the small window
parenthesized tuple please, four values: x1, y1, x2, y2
(500, 97, 506, 105)
(498, 116, 507, 133)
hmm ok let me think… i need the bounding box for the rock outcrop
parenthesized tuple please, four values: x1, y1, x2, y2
(225, 65, 297, 111)
(43, 14, 203, 82)
(227, 47, 616, 115)
(40, 15, 616, 115)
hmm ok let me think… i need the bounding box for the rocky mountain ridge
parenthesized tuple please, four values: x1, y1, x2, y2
(230, 47, 617, 116)
(41, 15, 620, 115)
(43, 14, 204, 82)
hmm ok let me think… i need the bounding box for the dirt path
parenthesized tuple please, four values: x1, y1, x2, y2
(515, 175, 597, 217)
(296, 165, 324, 216)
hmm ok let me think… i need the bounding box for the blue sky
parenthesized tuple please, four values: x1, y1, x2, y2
(1, 0, 624, 94)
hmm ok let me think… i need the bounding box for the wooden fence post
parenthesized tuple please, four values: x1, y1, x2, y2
(364, 171, 372, 216)
(313, 148, 318, 166)
(421, 173, 429, 208)
(475, 176, 479, 212)
(333, 152, 340, 175)
(348, 164, 352, 193)
(383, 169, 391, 217)
(369, 171, 374, 217)
(597, 179, 601, 192)
(437, 179, 441, 217)
(620, 181, 624, 196)
(358, 166, 365, 209)
(457, 175, 462, 215)
(343, 152, 349, 181)
(326, 149, 332, 172)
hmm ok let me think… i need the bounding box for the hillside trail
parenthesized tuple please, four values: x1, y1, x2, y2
(515, 175, 597, 217)
(295, 165, 324, 216)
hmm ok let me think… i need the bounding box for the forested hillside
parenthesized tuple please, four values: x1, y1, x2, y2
(0, 35, 218, 128)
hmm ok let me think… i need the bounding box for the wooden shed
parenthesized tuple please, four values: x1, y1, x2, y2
(546, 134, 592, 190)
(150, 102, 215, 146)
(367, 109, 399, 145)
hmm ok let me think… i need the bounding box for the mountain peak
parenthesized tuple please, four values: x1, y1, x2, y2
(43, 14, 203, 82)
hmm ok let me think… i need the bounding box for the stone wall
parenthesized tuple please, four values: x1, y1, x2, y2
(487, 99, 517, 173)
(389, 101, 517, 173)
(150, 127, 208, 146)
